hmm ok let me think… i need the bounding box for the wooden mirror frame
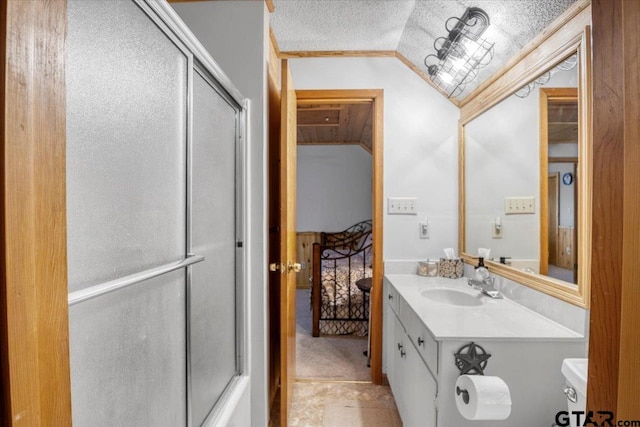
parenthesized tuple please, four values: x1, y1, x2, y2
(458, 4, 592, 308)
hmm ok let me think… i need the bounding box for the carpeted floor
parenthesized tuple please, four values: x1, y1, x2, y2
(295, 288, 370, 381)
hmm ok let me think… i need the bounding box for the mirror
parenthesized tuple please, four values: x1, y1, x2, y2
(459, 24, 591, 308)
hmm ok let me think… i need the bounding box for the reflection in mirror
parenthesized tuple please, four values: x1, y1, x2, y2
(464, 53, 578, 286)
(540, 87, 578, 284)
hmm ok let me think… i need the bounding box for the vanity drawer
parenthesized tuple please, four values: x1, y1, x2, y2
(404, 306, 438, 375)
(384, 278, 400, 316)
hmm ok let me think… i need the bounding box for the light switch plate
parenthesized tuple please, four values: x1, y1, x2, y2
(388, 197, 417, 215)
(505, 197, 535, 214)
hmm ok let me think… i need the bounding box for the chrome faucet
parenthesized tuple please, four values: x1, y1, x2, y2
(468, 269, 503, 299)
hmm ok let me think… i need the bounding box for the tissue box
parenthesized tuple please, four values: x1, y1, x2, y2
(438, 258, 463, 279)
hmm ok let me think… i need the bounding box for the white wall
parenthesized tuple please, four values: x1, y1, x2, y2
(171, 2, 268, 426)
(297, 145, 372, 232)
(290, 57, 460, 261)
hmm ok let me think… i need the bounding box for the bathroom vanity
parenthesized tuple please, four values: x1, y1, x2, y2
(383, 274, 585, 427)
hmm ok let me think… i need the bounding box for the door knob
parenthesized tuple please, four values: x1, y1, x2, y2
(288, 262, 302, 273)
(269, 263, 285, 272)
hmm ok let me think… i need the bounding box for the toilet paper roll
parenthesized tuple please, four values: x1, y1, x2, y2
(455, 375, 512, 421)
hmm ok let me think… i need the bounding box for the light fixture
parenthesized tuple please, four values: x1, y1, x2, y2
(515, 54, 578, 98)
(424, 7, 494, 98)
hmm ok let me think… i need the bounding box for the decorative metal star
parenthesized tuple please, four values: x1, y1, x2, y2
(454, 342, 491, 375)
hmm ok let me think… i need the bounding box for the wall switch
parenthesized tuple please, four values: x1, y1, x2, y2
(419, 220, 429, 239)
(388, 197, 417, 215)
(504, 197, 535, 214)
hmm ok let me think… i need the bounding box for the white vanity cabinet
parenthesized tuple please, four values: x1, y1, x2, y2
(385, 282, 438, 427)
(383, 275, 587, 427)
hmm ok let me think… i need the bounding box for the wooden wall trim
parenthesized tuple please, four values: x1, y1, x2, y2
(269, 27, 280, 58)
(588, 0, 640, 418)
(265, 0, 275, 13)
(370, 90, 384, 386)
(1, 1, 72, 425)
(279, 50, 396, 59)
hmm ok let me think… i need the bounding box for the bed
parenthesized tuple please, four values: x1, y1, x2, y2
(311, 220, 373, 337)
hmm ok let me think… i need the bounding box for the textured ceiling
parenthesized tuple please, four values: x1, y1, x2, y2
(271, 0, 578, 100)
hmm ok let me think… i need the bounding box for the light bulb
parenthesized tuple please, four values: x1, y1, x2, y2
(439, 72, 454, 85)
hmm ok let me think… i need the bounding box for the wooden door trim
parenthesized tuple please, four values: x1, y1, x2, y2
(540, 88, 578, 278)
(279, 59, 298, 427)
(548, 173, 560, 268)
(1, 1, 72, 425)
(588, 0, 640, 416)
(295, 89, 384, 384)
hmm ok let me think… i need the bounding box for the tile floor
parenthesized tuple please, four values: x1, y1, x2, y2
(288, 381, 402, 427)
(268, 289, 402, 426)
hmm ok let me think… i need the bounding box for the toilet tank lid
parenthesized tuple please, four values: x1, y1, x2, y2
(561, 358, 588, 394)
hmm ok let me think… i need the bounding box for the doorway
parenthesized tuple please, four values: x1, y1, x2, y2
(267, 85, 384, 426)
(293, 89, 384, 382)
(295, 98, 374, 382)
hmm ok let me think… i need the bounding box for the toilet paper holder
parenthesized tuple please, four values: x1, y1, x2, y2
(456, 386, 470, 404)
(454, 342, 493, 407)
(454, 342, 492, 375)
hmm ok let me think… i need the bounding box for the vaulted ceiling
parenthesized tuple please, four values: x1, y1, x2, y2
(271, 0, 578, 102)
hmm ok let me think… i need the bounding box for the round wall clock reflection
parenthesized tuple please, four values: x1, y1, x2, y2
(562, 173, 573, 185)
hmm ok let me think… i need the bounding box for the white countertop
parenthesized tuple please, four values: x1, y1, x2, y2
(385, 274, 584, 342)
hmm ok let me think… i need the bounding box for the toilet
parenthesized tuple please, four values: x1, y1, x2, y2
(561, 358, 588, 427)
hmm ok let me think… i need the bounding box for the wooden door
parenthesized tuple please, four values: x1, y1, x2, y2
(548, 173, 560, 266)
(279, 59, 298, 427)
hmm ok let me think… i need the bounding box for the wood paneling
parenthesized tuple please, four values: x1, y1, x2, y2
(295, 232, 319, 288)
(588, 0, 640, 418)
(1, 1, 72, 425)
(557, 226, 575, 270)
(297, 102, 373, 151)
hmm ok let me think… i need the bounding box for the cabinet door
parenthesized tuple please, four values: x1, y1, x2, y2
(383, 281, 394, 376)
(387, 311, 406, 417)
(403, 341, 438, 427)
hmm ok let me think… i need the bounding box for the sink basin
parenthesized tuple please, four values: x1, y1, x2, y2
(420, 287, 484, 307)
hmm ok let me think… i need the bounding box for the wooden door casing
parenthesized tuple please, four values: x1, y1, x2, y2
(278, 59, 298, 427)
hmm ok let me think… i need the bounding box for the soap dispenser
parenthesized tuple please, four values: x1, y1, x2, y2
(474, 257, 490, 282)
